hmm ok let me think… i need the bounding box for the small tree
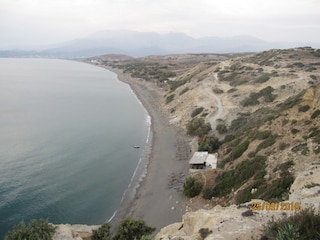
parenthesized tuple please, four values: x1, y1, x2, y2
(5, 219, 56, 240)
(91, 223, 112, 240)
(113, 218, 155, 240)
(183, 177, 203, 198)
(186, 118, 212, 137)
(198, 135, 221, 153)
(216, 123, 228, 134)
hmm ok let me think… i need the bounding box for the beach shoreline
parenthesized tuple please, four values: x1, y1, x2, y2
(106, 67, 190, 232)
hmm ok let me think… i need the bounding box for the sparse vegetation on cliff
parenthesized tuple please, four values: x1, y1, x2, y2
(261, 207, 320, 240)
(5, 219, 56, 240)
(183, 176, 203, 198)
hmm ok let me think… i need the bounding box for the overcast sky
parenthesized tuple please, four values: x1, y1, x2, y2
(1, 0, 319, 49)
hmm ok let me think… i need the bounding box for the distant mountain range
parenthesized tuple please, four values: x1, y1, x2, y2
(1, 30, 319, 58)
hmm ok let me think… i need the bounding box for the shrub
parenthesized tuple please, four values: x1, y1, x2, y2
(311, 109, 320, 119)
(168, 80, 187, 91)
(113, 218, 155, 240)
(191, 107, 204, 118)
(279, 142, 289, 150)
(5, 219, 56, 240)
(166, 94, 175, 104)
(260, 175, 294, 201)
(213, 88, 224, 94)
(179, 87, 189, 95)
(186, 118, 212, 137)
(255, 130, 272, 140)
(236, 186, 253, 204)
(278, 160, 294, 171)
(91, 223, 112, 240)
(256, 135, 277, 152)
(223, 134, 235, 143)
(241, 92, 260, 106)
(255, 73, 271, 83)
(183, 177, 203, 198)
(298, 105, 310, 112)
(232, 140, 249, 159)
(216, 123, 228, 134)
(199, 228, 212, 239)
(202, 187, 215, 200)
(261, 207, 320, 240)
(198, 135, 221, 153)
(291, 128, 300, 134)
(212, 155, 266, 197)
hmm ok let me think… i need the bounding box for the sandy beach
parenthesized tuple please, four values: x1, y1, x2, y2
(107, 67, 191, 233)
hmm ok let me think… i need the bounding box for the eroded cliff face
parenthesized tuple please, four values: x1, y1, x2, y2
(156, 165, 320, 240)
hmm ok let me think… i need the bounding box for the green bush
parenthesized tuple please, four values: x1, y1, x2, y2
(256, 135, 277, 152)
(235, 185, 253, 204)
(298, 105, 310, 112)
(232, 140, 249, 159)
(278, 160, 294, 172)
(311, 109, 320, 119)
(255, 130, 272, 140)
(198, 135, 221, 153)
(91, 223, 112, 240)
(191, 107, 204, 118)
(5, 219, 56, 240)
(113, 218, 155, 240)
(165, 94, 175, 104)
(198, 228, 212, 239)
(255, 73, 271, 83)
(216, 123, 228, 134)
(186, 118, 212, 137)
(183, 177, 203, 198)
(279, 142, 289, 150)
(291, 128, 300, 134)
(212, 155, 266, 197)
(241, 92, 260, 106)
(260, 175, 294, 201)
(168, 80, 187, 91)
(213, 88, 224, 94)
(202, 187, 215, 200)
(261, 207, 320, 240)
(179, 87, 189, 95)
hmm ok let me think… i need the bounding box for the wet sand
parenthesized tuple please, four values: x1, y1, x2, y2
(107, 67, 190, 232)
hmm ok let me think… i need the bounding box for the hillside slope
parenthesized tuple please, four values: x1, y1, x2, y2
(87, 47, 320, 239)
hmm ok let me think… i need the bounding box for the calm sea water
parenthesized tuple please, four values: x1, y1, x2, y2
(0, 58, 150, 238)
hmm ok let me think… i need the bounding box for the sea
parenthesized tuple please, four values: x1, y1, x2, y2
(0, 58, 151, 238)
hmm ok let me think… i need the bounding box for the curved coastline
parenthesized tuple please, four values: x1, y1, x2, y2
(105, 66, 190, 232)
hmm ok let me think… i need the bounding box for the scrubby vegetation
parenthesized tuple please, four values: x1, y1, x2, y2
(5, 219, 56, 240)
(241, 86, 276, 106)
(186, 118, 212, 137)
(5, 218, 155, 240)
(183, 176, 203, 198)
(261, 208, 320, 240)
(207, 155, 267, 199)
(198, 135, 221, 152)
(92, 218, 155, 240)
(191, 107, 204, 118)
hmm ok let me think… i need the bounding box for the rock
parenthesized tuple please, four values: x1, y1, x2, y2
(53, 224, 100, 240)
(156, 204, 279, 240)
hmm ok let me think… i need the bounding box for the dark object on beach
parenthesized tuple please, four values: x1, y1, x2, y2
(241, 209, 254, 217)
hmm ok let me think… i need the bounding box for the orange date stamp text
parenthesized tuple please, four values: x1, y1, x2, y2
(251, 201, 301, 211)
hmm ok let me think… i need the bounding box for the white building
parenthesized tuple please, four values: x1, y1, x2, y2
(189, 152, 218, 169)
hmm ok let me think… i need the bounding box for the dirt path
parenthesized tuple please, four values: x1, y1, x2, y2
(202, 73, 224, 129)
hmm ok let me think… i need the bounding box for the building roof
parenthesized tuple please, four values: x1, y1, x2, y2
(189, 152, 208, 165)
(206, 154, 218, 169)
